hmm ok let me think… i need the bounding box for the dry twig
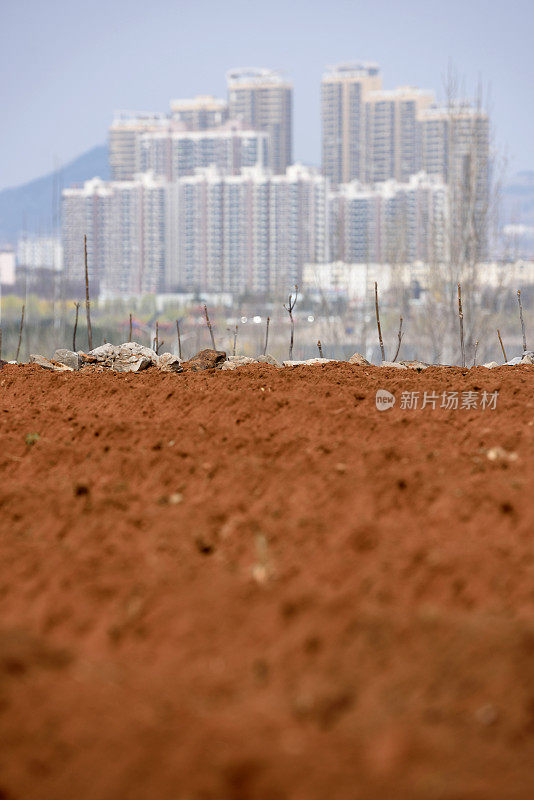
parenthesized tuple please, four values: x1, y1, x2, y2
(317, 340, 324, 358)
(458, 283, 465, 368)
(517, 289, 527, 352)
(84, 234, 93, 351)
(176, 319, 182, 359)
(392, 316, 404, 362)
(15, 304, 25, 363)
(232, 324, 238, 356)
(283, 285, 298, 360)
(263, 316, 270, 355)
(374, 282, 385, 362)
(497, 328, 507, 363)
(204, 304, 216, 350)
(473, 339, 479, 367)
(73, 302, 80, 352)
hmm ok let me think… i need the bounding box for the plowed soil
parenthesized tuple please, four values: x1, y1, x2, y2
(1, 362, 534, 800)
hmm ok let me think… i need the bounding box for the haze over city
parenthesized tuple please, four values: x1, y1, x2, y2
(2, 0, 534, 191)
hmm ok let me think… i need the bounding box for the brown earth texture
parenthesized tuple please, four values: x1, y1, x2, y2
(1, 361, 534, 800)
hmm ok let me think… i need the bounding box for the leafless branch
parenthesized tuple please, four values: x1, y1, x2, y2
(204, 304, 217, 350)
(73, 302, 80, 352)
(317, 340, 323, 358)
(283, 284, 298, 360)
(374, 282, 385, 362)
(176, 319, 182, 359)
(473, 339, 479, 367)
(84, 234, 93, 351)
(517, 289, 527, 352)
(392, 316, 404, 362)
(497, 328, 507, 363)
(16, 304, 25, 363)
(263, 316, 270, 356)
(230, 324, 237, 357)
(458, 283, 465, 368)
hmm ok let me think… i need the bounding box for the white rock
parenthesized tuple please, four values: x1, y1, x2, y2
(521, 353, 534, 364)
(53, 349, 81, 370)
(380, 361, 408, 369)
(256, 354, 282, 367)
(348, 352, 371, 366)
(116, 342, 158, 363)
(30, 354, 74, 372)
(482, 362, 500, 368)
(82, 342, 159, 373)
(112, 355, 152, 373)
(228, 355, 258, 365)
(220, 360, 237, 370)
(157, 352, 183, 372)
(283, 358, 336, 366)
(400, 360, 429, 370)
(87, 343, 117, 361)
(505, 357, 523, 366)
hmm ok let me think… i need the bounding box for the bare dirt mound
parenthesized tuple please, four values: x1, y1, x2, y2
(1, 362, 533, 800)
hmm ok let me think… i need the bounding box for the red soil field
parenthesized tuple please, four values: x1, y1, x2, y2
(1, 362, 534, 800)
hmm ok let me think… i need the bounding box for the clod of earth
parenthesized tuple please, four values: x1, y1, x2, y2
(184, 349, 227, 371)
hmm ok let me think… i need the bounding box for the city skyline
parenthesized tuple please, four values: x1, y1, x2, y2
(2, 0, 533, 192)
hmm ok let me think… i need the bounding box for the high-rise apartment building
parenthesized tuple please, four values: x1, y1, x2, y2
(140, 122, 269, 182)
(170, 95, 229, 129)
(269, 164, 328, 290)
(419, 104, 489, 187)
(227, 68, 292, 174)
(321, 62, 382, 187)
(331, 172, 448, 264)
(419, 103, 490, 259)
(364, 87, 434, 182)
(62, 174, 169, 295)
(167, 164, 327, 294)
(109, 112, 169, 181)
(16, 236, 63, 272)
(63, 166, 327, 296)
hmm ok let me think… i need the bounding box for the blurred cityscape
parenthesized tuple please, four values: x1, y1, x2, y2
(1, 62, 533, 364)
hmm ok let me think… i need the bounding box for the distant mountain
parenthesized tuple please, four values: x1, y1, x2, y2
(0, 145, 109, 245)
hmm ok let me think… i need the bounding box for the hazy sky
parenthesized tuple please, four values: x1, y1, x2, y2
(1, 0, 533, 190)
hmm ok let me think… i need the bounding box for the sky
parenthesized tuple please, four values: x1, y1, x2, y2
(1, 0, 533, 191)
